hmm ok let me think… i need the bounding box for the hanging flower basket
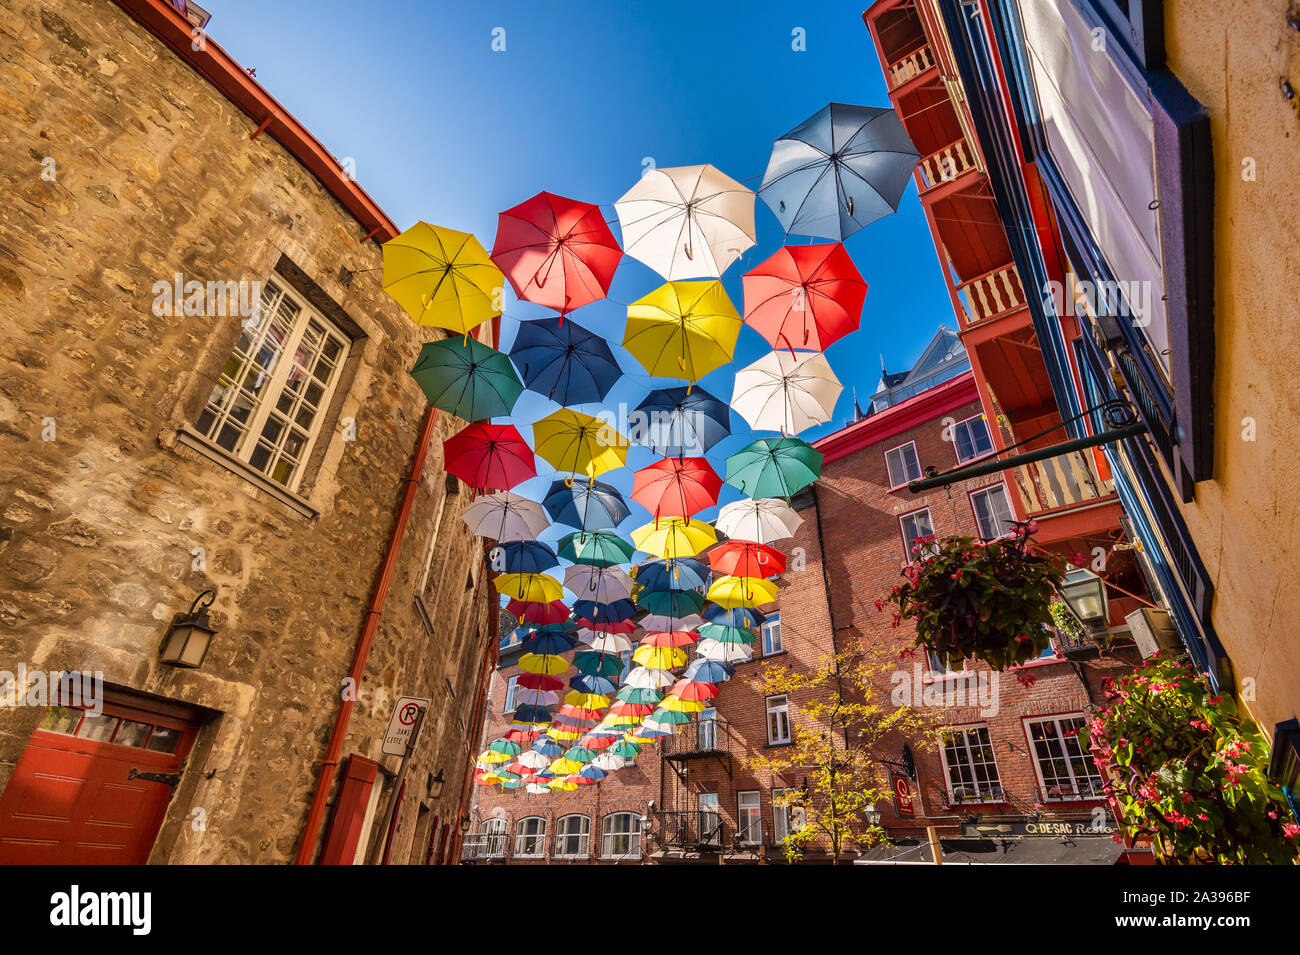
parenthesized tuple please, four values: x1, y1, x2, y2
(1081, 653, 1300, 865)
(878, 521, 1064, 671)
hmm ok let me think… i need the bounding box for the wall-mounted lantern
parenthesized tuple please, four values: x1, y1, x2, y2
(160, 589, 218, 668)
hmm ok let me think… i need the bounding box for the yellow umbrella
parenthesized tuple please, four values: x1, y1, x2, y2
(632, 518, 717, 559)
(548, 777, 580, 791)
(494, 572, 563, 603)
(626, 731, 661, 745)
(633, 645, 688, 670)
(605, 712, 643, 726)
(519, 653, 569, 675)
(658, 695, 706, 713)
(478, 771, 508, 785)
(547, 727, 583, 741)
(563, 691, 611, 710)
(382, 222, 503, 335)
(624, 281, 742, 383)
(706, 575, 779, 609)
(477, 749, 512, 764)
(533, 409, 627, 480)
(549, 757, 585, 775)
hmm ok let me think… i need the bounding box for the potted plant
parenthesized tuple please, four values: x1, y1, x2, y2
(878, 521, 1065, 671)
(1081, 653, 1300, 865)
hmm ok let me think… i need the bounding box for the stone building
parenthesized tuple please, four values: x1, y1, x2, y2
(0, 0, 494, 864)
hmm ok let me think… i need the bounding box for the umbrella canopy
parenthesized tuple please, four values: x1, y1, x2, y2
(575, 764, 608, 782)
(631, 385, 731, 457)
(706, 575, 780, 609)
(577, 617, 638, 634)
(611, 740, 642, 759)
(635, 557, 711, 592)
(639, 613, 705, 633)
(543, 477, 630, 531)
(640, 629, 698, 648)
(587, 633, 634, 654)
(758, 103, 920, 241)
(572, 598, 637, 624)
(463, 492, 550, 541)
(702, 605, 767, 628)
(515, 687, 561, 707)
(495, 572, 564, 604)
(516, 671, 564, 693)
(409, 337, 523, 421)
(520, 631, 578, 655)
(572, 650, 627, 678)
(490, 540, 558, 574)
(565, 565, 635, 604)
(684, 659, 736, 682)
(491, 191, 622, 314)
(624, 666, 677, 689)
(697, 622, 758, 645)
(444, 422, 536, 491)
(533, 409, 627, 479)
(591, 751, 627, 772)
(742, 243, 867, 352)
(724, 438, 823, 499)
(715, 497, 804, 544)
(616, 686, 663, 705)
(558, 530, 636, 567)
(614, 164, 756, 280)
(519, 652, 569, 675)
(516, 750, 552, 770)
(633, 644, 688, 670)
(646, 708, 693, 725)
(509, 317, 623, 405)
(631, 457, 722, 521)
(382, 222, 503, 335)
(508, 598, 571, 626)
(730, 350, 843, 435)
(624, 281, 742, 384)
(568, 673, 618, 696)
(530, 737, 566, 756)
(708, 541, 787, 579)
(671, 679, 720, 701)
(631, 518, 717, 560)
(636, 588, 705, 618)
(658, 694, 707, 712)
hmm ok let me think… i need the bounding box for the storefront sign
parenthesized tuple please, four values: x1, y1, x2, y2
(890, 773, 916, 817)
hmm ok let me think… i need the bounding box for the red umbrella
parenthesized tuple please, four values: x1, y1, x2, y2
(491, 191, 622, 315)
(640, 630, 698, 648)
(742, 243, 867, 352)
(607, 700, 657, 717)
(508, 597, 570, 626)
(444, 422, 536, 491)
(503, 728, 541, 744)
(577, 617, 637, 634)
(708, 540, 787, 578)
(669, 678, 718, 701)
(516, 672, 564, 691)
(632, 457, 722, 521)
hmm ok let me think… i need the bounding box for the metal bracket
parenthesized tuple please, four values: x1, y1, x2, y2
(128, 768, 182, 788)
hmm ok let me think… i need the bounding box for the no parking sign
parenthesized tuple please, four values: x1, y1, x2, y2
(382, 696, 430, 757)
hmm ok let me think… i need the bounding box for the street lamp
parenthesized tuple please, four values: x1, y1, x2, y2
(459, 817, 471, 834)
(428, 769, 445, 800)
(863, 804, 882, 827)
(1059, 566, 1109, 635)
(160, 589, 217, 668)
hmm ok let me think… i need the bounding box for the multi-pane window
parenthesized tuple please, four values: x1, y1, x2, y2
(601, 812, 642, 859)
(514, 816, 547, 858)
(941, 726, 1004, 804)
(697, 792, 721, 846)
(926, 649, 966, 675)
(970, 484, 1015, 540)
(900, 509, 936, 559)
(194, 278, 349, 491)
(503, 675, 519, 714)
(772, 787, 794, 842)
(953, 414, 995, 463)
(481, 818, 507, 859)
(761, 613, 783, 656)
(39, 706, 182, 753)
(885, 441, 923, 488)
(697, 708, 717, 751)
(554, 814, 590, 859)
(766, 695, 792, 745)
(1027, 716, 1105, 800)
(737, 791, 762, 845)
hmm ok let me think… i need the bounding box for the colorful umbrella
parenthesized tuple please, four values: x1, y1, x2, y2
(508, 598, 571, 626)
(572, 650, 627, 678)
(633, 645, 688, 670)
(515, 687, 561, 707)
(533, 408, 627, 479)
(559, 530, 635, 567)
(669, 678, 719, 701)
(519, 653, 570, 676)
(495, 572, 564, 604)
(639, 613, 705, 633)
(564, 565, 635, 603)
(703, 605, 767, 628)
(444, 422, 536, 491)
(616, 686, 663, 705)
(683, 659, 736, 683)
(697, 623, 757, 645)
(491, 191, 622, 314)
(714, 497, 804, 544)
(635, 557, 711, 592)
(569, 673, 618, 696)
(730, 350, 844, 436)
(631, 518, 717, 559)
(636, 588, 705, 618)
(462, 491, 550, 541)
(658, 695, 707, 713)
(640, 629, 698, 648)
(624, 281, 742, 384)
(509, 317, 623, 404)
(624, 666, 677, 689)
(382, 222, 503, 335)
(631, 457, 722, 521)
(572, 598, 637, 624)
(409, 337, 523, 421)
(543, 477, 630, 530)
(724, 437, 823, 499)
(520, 631, 578, 655)
(631, 385, 731, 457)
(706, 575, 779, 609)
(758, 103, 920, 241)
(612, 740, 642, 759)
(577, 617, 638, 634)
(742, 243, 867, 352)
(708, 541, 787, 579)
(491, 540, 558, 574)
(587, 633, 635, 654)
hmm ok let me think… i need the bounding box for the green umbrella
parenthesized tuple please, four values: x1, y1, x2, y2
(611, 740, 642, 759)
(697, 622, 757, 645)
(724, 437, 822, 499)
(616, 686, 663, 705)
(573, 649, 627, 678)
(562, 745, 599, 764)
(649, 708, 693, 725)
(635, 588, 705, 617)
(558, 530, 636, 568)
(409, 336, 523, 421)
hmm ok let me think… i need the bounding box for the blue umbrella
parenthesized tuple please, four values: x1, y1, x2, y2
(631, 385, 731, 458)
(531, 737, 565, 756)
(636, 588, 705, 617)
(569, 673, 618, 696)
(684, 659, 735, 683)
(542, 477, 631, 530)
(703, 605, 766, 628)
(577, 764, 608, 781)
(509, 317, 623, 405)
(574, 598, 637, 624)
(758, 102, 920, 241)
(521, 631, 579, 655)
(513, 705, 554, 725)
(492, 540, 559, 574)
(636, 557, 710, 592)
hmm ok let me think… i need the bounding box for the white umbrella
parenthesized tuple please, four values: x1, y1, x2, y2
(730, 350, 843, 435)
(695, 638, 754, 663)
(591, 751, 628, 771)
(615, 165, 756, 280)
(525, 783, 552, 795)
(639, 613, 705, 633)
(515, 687, 560, 706)
(588, 633, 634, 654)
(641, 717, 681, 735)
(462, 491, 550, 541)
(564, 565, 635, 603)
(516, 750, 551, 770)
(715, 497, 804, 544)
(624, 666, 677, 689)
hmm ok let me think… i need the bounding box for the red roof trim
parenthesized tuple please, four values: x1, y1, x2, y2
(110, 0, 399, 245)
(813, 372, 979, 465)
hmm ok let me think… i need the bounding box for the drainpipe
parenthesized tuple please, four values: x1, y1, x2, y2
(450, 606, 495, 862)
(294, 404, 438, 865)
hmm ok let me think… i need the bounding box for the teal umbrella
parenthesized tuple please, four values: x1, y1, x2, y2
(558, 530, 636, 568)
(724, 437, 822, 499)
(697, 622, 757, 645)
(616, 686, 663, 705)
(409, 337, 523, 420)
(573, 650, 627, 678)
(636, 588, 705, 617)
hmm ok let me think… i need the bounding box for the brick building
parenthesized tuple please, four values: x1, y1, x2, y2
(0, 0, 494, 864)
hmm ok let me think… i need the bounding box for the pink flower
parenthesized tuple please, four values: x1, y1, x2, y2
(1282, 823, 1300, 838)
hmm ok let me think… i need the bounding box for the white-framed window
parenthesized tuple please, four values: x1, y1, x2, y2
(514, 816, 547, 858)
(554, 814, 590, 859)
(885, 441, 923, 489)
(766, 695, 792, 745)
(194, 277, 350, 492)
(772, 787, 794, 842)
(481, 817, 507, 859)
(737, 791, 762, 845)
(952, 414, 994, 463)
(1026, 715, 1105, 801)
(970, 484, 1015, 540)
(601, 812, 642, 859)
(503, 675, 520, 714)
(940, 726, 1004, 804)
(697, 707, 717, 751)
(926, 649, 968, 676)
(697, 792, 721, 846)
(760, 613, 783, 656)
(899, 508, 936, 559)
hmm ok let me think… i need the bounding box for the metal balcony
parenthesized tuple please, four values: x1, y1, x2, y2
(1008, 448, 1116, 517)
(661, 718, 729, 761)
(654, 810, 728, 850)
(459, 833, 507, 863)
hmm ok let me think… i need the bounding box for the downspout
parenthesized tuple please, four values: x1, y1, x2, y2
(450, 581, 495, 862)
(810, 484, 849, 750)
(294, 404, 439, 865)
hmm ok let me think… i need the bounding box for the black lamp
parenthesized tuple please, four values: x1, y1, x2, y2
(161, 589, 217, 668)
(1059, 566, 1109, 634)
(429, 769, 445, 799)
(459, 816, 471, 834)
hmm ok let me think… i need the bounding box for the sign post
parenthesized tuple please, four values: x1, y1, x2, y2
(368, 697, 429, 865)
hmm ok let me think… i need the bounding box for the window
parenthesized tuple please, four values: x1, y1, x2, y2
(766, 695, 792, 745)
(697, 793, 721, 846)
(1027, 716, 1104, 800)
(926, 649, 967, 676)
(952, 414, 994, 463)
(760, 613, 783, 656)
(772, 787, 794, 843)
(514, 816, 547, 858)
(601, 812, 642, 859)
(940, 726, 1004, 804)
(885, 441, 922, 488)
(554, 815, 591, 859)
(899, 508, 936, 559)
(970, 485, 1015, 540)
(194, 278, 349, 492)
(737, 791, 762, 845)
(503, 675, 520, 714)
(481, 818, 507, 859)
(697, 708, 717, 751)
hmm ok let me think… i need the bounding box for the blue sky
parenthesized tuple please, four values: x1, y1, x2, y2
(210, 1, 955, 553)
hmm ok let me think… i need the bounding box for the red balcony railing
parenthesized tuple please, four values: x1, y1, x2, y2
(886, 44, 936, 89)
(916, 138, 979, 193)
(955, 262, 1027, 327)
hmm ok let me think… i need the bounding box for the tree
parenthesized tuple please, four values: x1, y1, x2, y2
(746, 645, 940, 864)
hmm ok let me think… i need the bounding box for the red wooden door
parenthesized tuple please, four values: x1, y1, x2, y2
(0, 697, 199, 864)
